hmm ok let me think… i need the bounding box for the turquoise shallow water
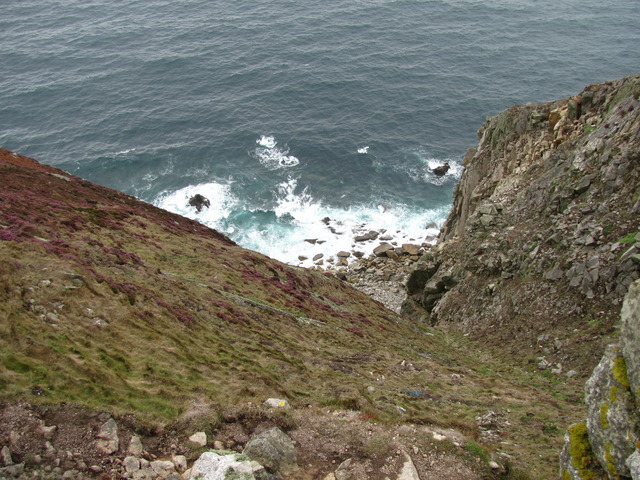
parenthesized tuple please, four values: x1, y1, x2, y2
(1, 0, 639, 264)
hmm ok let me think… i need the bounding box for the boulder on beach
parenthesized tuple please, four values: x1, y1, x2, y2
(402, 244, 421, 256)
(355, 231, 379, 242)
(373, 242, 395, 257)
(188, 194, 211, 213)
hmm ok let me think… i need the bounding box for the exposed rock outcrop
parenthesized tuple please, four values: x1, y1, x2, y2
(402, 74, 640, 371)
(188, 194, 210, 213)
(559, 279, 640, 479)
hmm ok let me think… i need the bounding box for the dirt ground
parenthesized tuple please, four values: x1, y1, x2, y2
(0, 400, 498, 480)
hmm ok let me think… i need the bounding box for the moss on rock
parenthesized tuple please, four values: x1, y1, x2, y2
(567, 423, 598, 480)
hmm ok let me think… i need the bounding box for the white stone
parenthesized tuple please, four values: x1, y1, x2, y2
(123, 456, 140, 473)
(627, 451, 640, 480)
(190, 451, 265, 480)
(1, 446, 12, 466)
(397, 453, 420, 480)
(150, 460, 175, 474)
(213, 441, 225, 451)
(41, 425, 57, 440)
(263, 398, 290, 408)
(172, 455, 187, 473)
(189, 431, 207, 447)
(128, 435, 144, 456)
(96, 418, 119, 454)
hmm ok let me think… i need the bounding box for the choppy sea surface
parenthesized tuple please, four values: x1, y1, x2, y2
(1, 0, 638, 266)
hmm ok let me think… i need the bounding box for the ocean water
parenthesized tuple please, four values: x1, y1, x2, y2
(1, 1, 639, 266)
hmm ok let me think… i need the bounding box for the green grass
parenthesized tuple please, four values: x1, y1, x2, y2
(465, 440, 490, 462)
(618, 232, 638, 244)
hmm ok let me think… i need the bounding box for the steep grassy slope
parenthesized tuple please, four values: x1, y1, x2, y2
(0, 149, 584, 478)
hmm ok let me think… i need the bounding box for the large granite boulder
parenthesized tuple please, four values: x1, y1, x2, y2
(559, 279, 640, 479)
(190, 451, 275, 480)
(622, 280, 640, 404)
(243, 427, 297, 475)
(584, 345, 638, 478)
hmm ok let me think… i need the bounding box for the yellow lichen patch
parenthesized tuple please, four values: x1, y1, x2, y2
(605, 442, 618, 477)
(610, 385, 619, 403)
(568, 422, 598, 480)
(612, 356, 630, 390)
(600, 403, 609, 429)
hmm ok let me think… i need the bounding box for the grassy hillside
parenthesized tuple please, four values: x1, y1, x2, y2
(0, 149, 583, 478)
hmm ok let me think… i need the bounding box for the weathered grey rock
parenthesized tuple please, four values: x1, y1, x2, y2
(334, 458, 352, 480)
(150, 459, 176, 475)
(123, 456, 140, 473)
(189, 431, 207, 447)
(559, 422, 603, 480)
(627, 450, 640, 480)
(172, 455, 187, 473)
(128, 435, 144, 456)
(0, 463, 24, 477)
(243, 427, 297, 474)
(373, 243, 394, 257)
(574, 175, 594, 195)
(96, 418, 119, 455)
(213, 441, 225, 450)
(45, 440, 56, 457)
(41, 424, 57, 440)
(544, 265, 563, 281)
(621, 280, 640, 401)
(355, 231, 379, 242)
(1, 446, 12, 466)
(401, 244, 421, 256)
(190, 451, 270, 480)
(397, 452, 420, 480)
(584, 344, 638, 477)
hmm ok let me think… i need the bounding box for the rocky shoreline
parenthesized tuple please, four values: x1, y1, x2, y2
(307, 236, 433, 314)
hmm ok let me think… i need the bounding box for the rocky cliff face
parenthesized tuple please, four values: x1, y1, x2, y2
(402, 74, 640, 374)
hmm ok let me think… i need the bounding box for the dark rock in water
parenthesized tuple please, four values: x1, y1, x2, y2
(355, 231, 379, 242)
(322, 217, 331, 225)
(432, 163, 450, 176)
(188, 194, 210, 213)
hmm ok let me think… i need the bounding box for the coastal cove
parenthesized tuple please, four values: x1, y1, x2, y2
(2, 0, 639, 266)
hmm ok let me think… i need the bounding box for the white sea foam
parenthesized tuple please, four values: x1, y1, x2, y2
(254, 135, 300, 169)
(424, 157, 463, 185)
(115, 148, 136, 155)
(229, 177, 447, 268)
(357, 146, 369, 154)
(154, 182, 238, 225)
(154, 177, 447, 269)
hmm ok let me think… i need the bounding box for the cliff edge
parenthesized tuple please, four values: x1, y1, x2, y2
(402, 74, 640, 375)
